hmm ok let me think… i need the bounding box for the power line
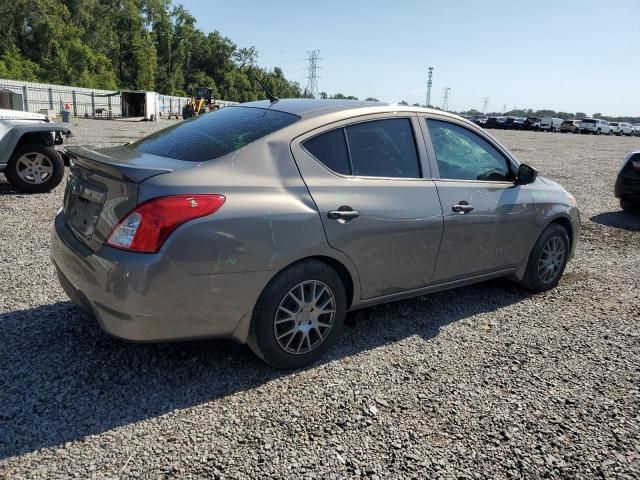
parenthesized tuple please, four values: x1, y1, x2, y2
(426, 67, 434, 107)
(305, 50, 321, 98)
(441, 87, 451, 111)
(483, 97, 489, 114)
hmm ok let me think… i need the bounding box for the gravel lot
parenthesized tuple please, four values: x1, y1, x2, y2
(1, 120, 639, 479)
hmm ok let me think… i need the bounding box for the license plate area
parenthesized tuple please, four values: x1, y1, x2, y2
(64, 174, 106, 241)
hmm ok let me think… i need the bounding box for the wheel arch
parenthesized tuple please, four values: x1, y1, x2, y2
(548, 216, 574, 249)
(273, 255, 357, 309)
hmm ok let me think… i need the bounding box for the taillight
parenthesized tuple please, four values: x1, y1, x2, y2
(106, 194, 226, 253)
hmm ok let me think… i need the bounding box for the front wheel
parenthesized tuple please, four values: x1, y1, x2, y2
(248, 260, 347, 369)
(520, 224, 570, 292)
(5, 143, 64, 193)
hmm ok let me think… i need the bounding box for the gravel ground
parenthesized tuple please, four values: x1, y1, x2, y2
(1, 121, 639, 479)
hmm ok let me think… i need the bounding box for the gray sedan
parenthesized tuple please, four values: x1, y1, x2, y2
(51, 100, 580, 368)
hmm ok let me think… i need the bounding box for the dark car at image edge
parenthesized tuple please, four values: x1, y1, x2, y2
(615, 151, 640, 212)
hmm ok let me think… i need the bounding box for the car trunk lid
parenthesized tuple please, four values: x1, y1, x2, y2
(63, 145, 191, 251)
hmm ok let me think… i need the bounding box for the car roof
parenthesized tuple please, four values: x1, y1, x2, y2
(238, 98, 463, 121)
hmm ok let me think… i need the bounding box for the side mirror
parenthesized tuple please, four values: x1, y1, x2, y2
(516, 163, 538, 185)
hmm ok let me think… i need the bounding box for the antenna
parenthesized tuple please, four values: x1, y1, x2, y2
(426, 67, 434, 107)
(250, 73, 279, 103)
(441, 87, 451, 111)
(483, 97, 489, 114)
(305, 50, 321, 98)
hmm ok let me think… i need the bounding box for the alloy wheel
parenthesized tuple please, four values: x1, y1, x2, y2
(16, 152, 54, 184)
(273, 280, 336, 355)
(537, 236, 566, 284)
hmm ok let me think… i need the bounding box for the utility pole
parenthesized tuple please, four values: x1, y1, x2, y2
(482, 97, 489, 114)
(441, 87, 450, 111)
(305, 50, 321, 98)
(503, 103, 507, 114)
(426, 67, 434, 107)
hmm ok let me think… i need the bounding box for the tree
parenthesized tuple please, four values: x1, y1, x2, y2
(365, 97, 379, 102)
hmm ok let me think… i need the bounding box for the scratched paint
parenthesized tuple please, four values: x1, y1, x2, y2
(214, 254, 238, 273)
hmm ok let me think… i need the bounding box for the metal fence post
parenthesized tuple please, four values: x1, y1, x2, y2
(48, 87, 54, 110)
(107, 95, 112, 117)
(22, 86, 29, 112)
(91, 92, 96, 117)
(72, 90, 77, 117)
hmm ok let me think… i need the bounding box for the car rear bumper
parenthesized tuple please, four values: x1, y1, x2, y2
(50, 212, 270, 343)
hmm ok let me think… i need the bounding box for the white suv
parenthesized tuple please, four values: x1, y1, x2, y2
(610, 122, 634, 136)
(580, 118, 612, 135)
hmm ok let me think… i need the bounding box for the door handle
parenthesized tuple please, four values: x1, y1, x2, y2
(452, 202, 474, 214)
(328, 206, 360, 221)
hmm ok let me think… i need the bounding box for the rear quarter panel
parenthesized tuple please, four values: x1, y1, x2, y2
(139, 132, 361, 292)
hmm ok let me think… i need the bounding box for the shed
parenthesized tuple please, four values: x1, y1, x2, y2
(0, 89, 23, 111)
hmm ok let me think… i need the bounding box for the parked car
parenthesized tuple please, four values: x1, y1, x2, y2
(615, 151, 640, 212)
(512, 117, 525, 129)
(0, 109, 71, 193)
(51, 100, 580, 368)
(610, 122, 633, 136)
(470, 115, 487, 126)
(580, 118, 613, 135)
(632, 125, 640, 137)
(502, 116, 518, 129)
(523, 117, 541, 131)
(540, 117, 563, 132)
(483, 116, 501, 128)
(560, 120, 581, 133)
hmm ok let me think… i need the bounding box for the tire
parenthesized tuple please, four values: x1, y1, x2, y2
(620, 198, 640, 213)
(5, 142, 64, 193)
(520, 224, 570, 293)
(247, 260, 347, 369)
(596, 129, 601, 135)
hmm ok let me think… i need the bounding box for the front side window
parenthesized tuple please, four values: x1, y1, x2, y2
(426, 119, 511, 181)
(303, 118, 421, 179)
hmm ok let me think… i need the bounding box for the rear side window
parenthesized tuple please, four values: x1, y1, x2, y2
(303, 118, 421, 178)
(129, 106, 299, 161)
(303, 129, 350, 175)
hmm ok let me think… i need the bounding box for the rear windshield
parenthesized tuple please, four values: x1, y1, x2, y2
(581, 119, 595, 124)
(128, 106, 300, 161)
(610, 122, 619, 126)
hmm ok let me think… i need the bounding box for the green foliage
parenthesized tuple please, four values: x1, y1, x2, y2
(0, 0, 304, 102)
(0, 46, 41, 81)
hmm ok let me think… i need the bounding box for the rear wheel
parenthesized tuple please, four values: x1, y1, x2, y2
(4, 143, 64, 193)
(248, 260, 347, 369)
(596, 129, 601, 135)
(520, 224, 570, 292)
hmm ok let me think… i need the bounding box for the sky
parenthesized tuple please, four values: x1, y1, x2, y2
(180, 0, 640, 116)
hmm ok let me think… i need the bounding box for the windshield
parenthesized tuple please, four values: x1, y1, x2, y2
(128, 106, 300, 161)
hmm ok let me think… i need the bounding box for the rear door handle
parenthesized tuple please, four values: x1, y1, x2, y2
(328, 206, 360, 221)
(452, 202, 474, 214)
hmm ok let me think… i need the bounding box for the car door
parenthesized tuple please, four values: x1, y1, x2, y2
(291, 114, 443, 299)
(420, 116, 536, 282)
